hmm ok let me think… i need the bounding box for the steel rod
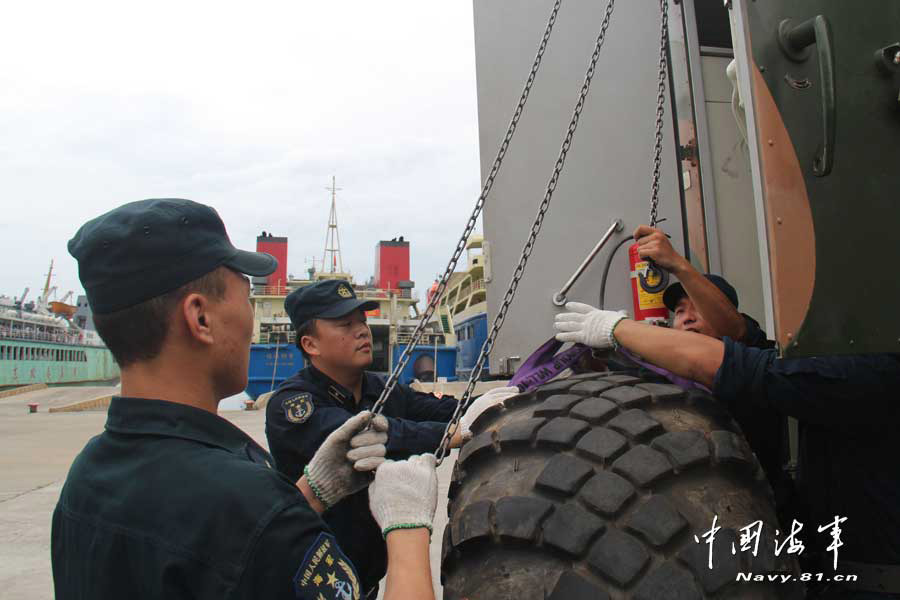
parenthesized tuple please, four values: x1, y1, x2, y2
(553, 219, 624, 306)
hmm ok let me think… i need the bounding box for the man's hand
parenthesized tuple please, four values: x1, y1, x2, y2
(554, 302, 628, 349)
(459, 386, 519, 439)
(633, 225, 688, 274)
(304, 411, 383, 509)
(369, 454, 438, 537)
(348, 414, 388, 472)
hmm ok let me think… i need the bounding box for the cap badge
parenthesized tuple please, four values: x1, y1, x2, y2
(337, 285, 352, 299)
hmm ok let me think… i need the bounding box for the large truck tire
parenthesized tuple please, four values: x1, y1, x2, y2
(441, 371, 801, 599)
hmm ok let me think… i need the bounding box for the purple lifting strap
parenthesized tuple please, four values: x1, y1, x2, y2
(508, 339, 711, 394)
(619, 348, 712, 393)
(509, 338, 591, 393)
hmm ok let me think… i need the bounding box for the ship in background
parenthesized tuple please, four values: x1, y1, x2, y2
(0, 260, 119, 389)
(245, 180, 456, 400)
(427, 234, 489, 381)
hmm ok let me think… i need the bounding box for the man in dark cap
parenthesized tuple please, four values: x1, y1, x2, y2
(54, 198, 440, 600)
(634, 224, 772, 349)
(266, 279, 517, 597)
(633, 224, 789, 520)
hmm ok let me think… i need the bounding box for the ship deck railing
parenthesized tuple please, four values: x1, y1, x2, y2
(0, 328, 84, 345)
(258, 331, 298, 344)
(252, 286, 419, 301)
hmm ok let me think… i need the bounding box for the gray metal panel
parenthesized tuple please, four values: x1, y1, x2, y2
(702, 56, 767, 331)
(474, 0, 685, 374)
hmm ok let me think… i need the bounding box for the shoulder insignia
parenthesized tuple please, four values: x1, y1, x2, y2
(283, 393, 314, 424)
(337, 285, 353, 299)
(294, 532, 361, 600)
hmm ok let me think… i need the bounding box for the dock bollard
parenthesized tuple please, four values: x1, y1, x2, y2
(28, 403, 38, 413)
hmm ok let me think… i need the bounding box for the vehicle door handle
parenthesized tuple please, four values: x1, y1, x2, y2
(777, 15, 836, 177)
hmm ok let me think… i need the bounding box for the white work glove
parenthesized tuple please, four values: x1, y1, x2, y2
(368, 454, 438, 537)
(304, 411, 380, 509)
(459, 386, 519, 438)
(554, 302, 629, 350)
(347, 414, 389, 472)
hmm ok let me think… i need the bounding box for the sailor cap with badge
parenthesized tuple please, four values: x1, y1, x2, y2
(284, 279, 379, 330)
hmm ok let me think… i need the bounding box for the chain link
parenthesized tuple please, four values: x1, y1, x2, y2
(648, 0, 670, 228)
(369, 0, 563, 416)
(433, 0, 618, 464)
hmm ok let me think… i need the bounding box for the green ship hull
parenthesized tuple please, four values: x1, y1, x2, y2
(0, 339, 119, 388)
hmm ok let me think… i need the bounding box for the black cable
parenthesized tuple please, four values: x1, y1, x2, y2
(599, 236, 632, 310)
(599, 220, 672, 309)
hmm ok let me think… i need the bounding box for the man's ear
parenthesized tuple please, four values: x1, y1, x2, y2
(300, 333, 320, 358)
(181, 293, 215, 346)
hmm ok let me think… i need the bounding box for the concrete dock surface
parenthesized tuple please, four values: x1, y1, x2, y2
(0, 388, 454, 599)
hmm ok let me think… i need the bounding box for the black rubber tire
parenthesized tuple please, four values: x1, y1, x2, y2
(441, 371, 803, 600)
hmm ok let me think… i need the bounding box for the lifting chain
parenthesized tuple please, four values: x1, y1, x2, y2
(648, 0, 670, 229)
(369, 0, 563, 417)
(639, 0, 672, 294)
(433, 0, 618, 465)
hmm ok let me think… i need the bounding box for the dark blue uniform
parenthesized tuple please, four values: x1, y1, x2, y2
(740, 313, 776, 350)
(52, 397, 360, 600)
(266, 365, 457, 594)
(714, 338, 900, 568)
(731, 314, 795, 520)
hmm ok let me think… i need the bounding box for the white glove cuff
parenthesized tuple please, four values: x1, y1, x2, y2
(382, 522, 433, 538)
(304, 463, 338, 509)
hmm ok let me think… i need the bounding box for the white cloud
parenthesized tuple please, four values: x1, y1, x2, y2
(0, 1, 481, 308)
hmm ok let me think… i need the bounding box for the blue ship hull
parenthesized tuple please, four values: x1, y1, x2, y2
(455, 313, 488, 380)
(246, 343, 305, 400)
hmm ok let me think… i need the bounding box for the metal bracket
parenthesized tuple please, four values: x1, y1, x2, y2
(553, 219, 624, 306)
(678, 139, 698, 166)
(499, 355, 521, 376)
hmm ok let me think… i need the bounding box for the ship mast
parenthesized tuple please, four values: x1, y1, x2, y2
(42, 259, 54, 300)
(37, 259, 57, 313)
(322, 176, 344, 274)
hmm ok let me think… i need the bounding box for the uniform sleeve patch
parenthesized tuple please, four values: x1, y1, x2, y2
(293, 532, 361, 600)
(283, 393, 314, 424)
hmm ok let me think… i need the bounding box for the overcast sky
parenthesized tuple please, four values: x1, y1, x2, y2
(0, 1, 481, 308)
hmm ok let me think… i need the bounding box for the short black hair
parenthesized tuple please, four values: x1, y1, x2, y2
(93, 267, 228, 368)
(295, 319, 318, 360)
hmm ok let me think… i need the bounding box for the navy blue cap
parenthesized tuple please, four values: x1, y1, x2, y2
(285, 280, 378, 329)
(68, 198, 277, 314)
(663, 274, 739, 312)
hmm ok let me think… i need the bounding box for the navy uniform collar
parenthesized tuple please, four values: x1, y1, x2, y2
(305, 364, 385, 409)
(105, 396, 273, 467)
